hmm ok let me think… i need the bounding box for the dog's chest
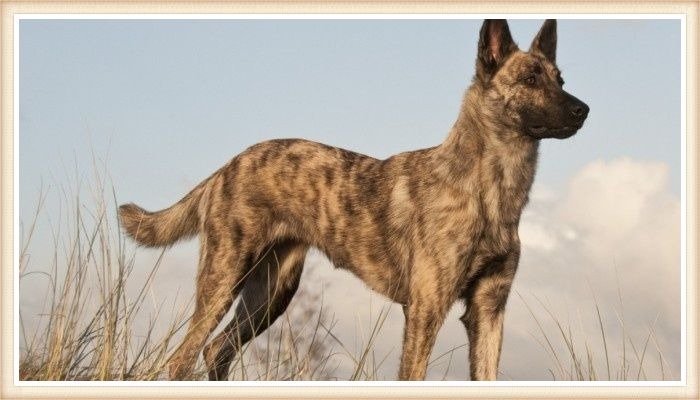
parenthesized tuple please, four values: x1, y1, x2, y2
(426, 165, 532, 268)
(445, 194, 521, 250)
(464, 162, 536, 277)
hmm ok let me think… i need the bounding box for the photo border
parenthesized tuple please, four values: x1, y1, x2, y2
(1, 1, 697, 399)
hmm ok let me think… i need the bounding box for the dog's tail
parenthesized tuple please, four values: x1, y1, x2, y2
(118, 177, 211, 247)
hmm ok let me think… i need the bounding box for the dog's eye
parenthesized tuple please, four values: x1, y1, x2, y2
(524, 76, 536, 85)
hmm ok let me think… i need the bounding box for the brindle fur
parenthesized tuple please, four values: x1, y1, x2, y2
(119, 19, 588, 381)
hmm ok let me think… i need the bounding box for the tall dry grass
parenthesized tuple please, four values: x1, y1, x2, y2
(19, 160, 181, 380)
(515, 287, 674, 381)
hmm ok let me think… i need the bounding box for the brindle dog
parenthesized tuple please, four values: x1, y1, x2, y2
(119, 19, 588, 381)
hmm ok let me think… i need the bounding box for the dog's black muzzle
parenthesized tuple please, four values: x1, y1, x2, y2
(525, 92, 590, 139)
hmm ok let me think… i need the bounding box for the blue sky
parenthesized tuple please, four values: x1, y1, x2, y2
(18, 18, 682, 380)
(19, 19, 680, 209)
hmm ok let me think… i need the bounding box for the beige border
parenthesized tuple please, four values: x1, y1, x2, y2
(1, 1, 697, 399)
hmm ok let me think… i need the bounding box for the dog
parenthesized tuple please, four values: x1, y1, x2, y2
(119, 19, 589, 381)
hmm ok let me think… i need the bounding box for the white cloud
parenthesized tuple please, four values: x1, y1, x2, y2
(501, 157, 680, 380)
(559, 157, 671, 242)
(519, 220, 559, 252)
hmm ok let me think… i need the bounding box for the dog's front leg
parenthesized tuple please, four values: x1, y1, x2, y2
(398, 298, 449, 380)
(460, 253, 518, 381)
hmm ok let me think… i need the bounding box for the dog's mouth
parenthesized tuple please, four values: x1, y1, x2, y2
(527, 126, 548, 135)
(527, 123, 583, 139)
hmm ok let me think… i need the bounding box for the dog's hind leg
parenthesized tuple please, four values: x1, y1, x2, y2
(202, 240, 308, 380)
(167, 232, 253, 380)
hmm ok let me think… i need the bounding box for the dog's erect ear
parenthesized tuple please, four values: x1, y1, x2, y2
(476, 19, 518, 82)
(530, 19, 557, 63)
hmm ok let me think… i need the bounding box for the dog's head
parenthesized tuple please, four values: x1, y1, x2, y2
(474, 19, 589, 139)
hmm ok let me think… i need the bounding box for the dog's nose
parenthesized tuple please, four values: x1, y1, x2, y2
(570, 102, 589, 119)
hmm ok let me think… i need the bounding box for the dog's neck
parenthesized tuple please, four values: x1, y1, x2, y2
(432, 86, 540, 224)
